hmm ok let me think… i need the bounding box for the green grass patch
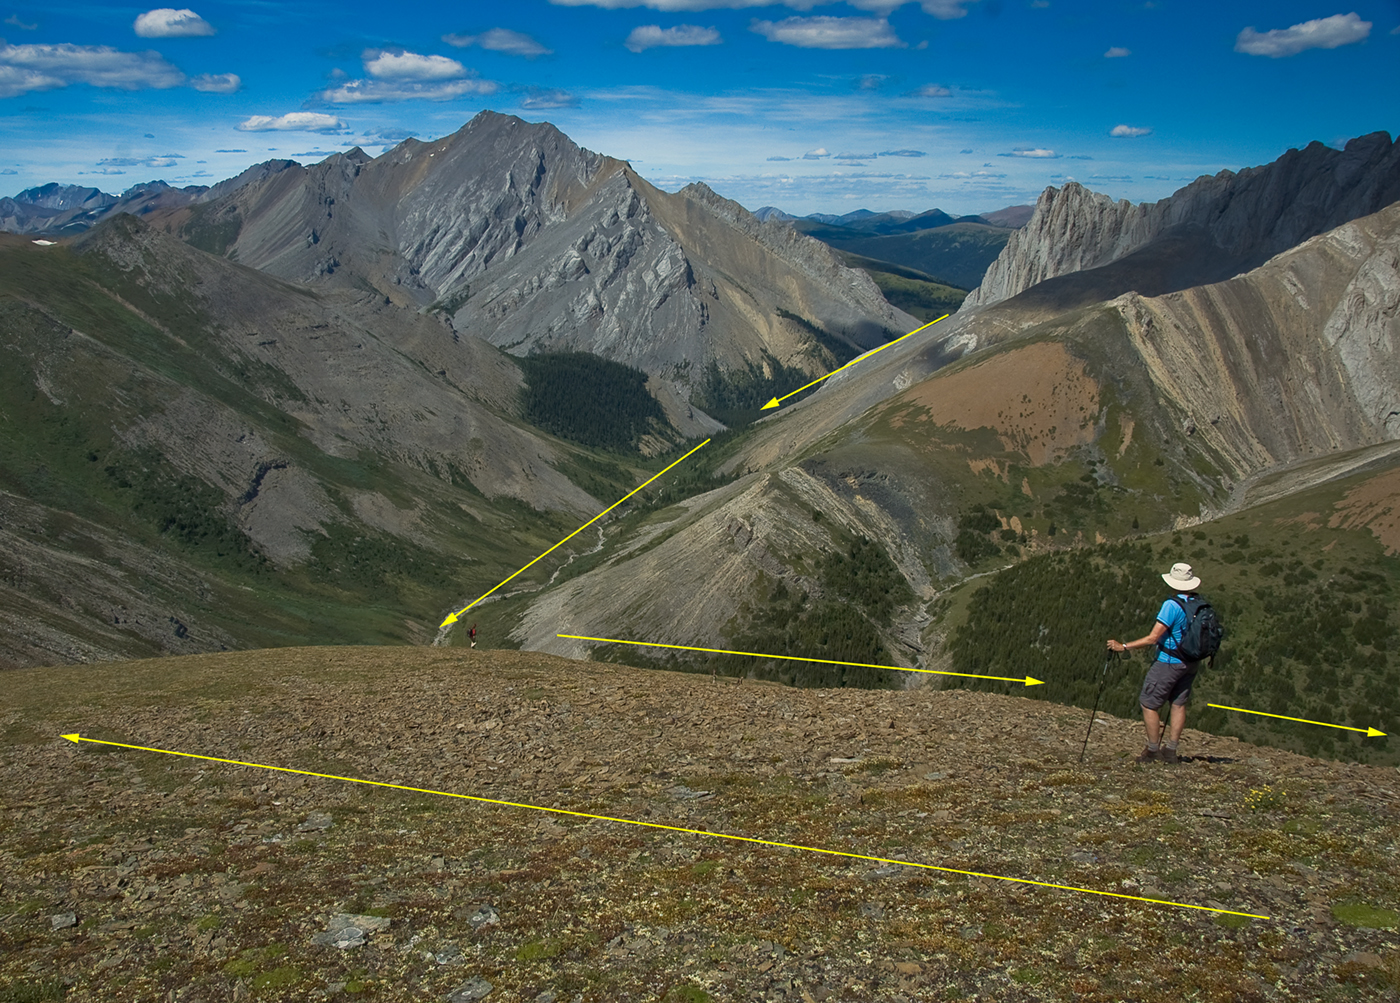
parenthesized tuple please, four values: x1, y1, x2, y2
(1332, 901, 1400, 929)
(516, 937, 566, 961)
(661, 986, 714, 1003)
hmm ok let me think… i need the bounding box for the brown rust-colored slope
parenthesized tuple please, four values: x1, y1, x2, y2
(894, 340, 1101, 466)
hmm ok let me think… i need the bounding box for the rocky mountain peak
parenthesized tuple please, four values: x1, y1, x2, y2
(13, 183, 115, 210)
(965, 131, 1400, 310)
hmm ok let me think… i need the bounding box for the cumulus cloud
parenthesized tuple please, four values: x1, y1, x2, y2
(520, 86, 578, 109)
(0, 42, 185, 97)
(906, 83, 951, 97)
(1110, 124, 1151, 137)
(191, 72, 240, 93)
(836, 150, 877, 160)
(237, 112, 346, 133)
(133, 8, 214, 38)
(312, 48, 499, 103)
(1104, 46, 1130, 57)
(1235, 12, 1371, 57)
(999, 147, 1059, 158)
(751, 16, 905, 49)
(880, 149, 926, 157)
(803, 147, 830, 159)
(767, 155, 793, 161)
(443, 28, 552, 57)
(213, 148, 246, 153)
(625, 25, 722, 52)
(364, 50, 467, 81)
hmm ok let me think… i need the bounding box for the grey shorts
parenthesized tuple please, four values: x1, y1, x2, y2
(1140, 659, 1199, 709)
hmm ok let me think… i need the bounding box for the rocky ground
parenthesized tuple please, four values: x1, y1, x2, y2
(2, 647, 1397, 1002)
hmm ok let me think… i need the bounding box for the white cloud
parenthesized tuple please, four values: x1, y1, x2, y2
(97, 153, 184, 167)
(999, 147, 1059, 158)
(1235, 13, 1371, 57)
(520, 87, 578, 109)
(625, 25, 723, 52)
(767, 155, 793, 161)
(1110, 124, 1151, 138)
(907, 83, 951, 97)
(237, 112, 346, 133)
(133, 8, 214, 38)
(443, 28, 553, 57)
(920, 0, 981, 18)
(751, 16, 904, 49)
(364, 50, 467, 81)
(191, 72, 240, 93)
(880, 149, 926, 157)
(317, 78, 496, 103)
(1104, 46, 1130, 58)
(0, 43, 185, 96)
(4, 14, 38, 29)
(803, 147, 830, 159)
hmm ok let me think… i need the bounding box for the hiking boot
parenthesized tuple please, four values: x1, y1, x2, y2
(1135, 746, 1161, 764)
(1160, 746, 1179, 764)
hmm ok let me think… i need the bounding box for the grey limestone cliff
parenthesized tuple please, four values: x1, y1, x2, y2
(965, 132, 1400, 310)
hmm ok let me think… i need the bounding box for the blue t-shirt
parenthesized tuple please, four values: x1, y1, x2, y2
(1155, 595, 1192, 664)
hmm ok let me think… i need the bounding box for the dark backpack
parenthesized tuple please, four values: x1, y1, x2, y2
(1163, 596, 1223, 664)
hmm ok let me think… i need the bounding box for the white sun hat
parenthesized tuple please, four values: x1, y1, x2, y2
(1162, 562, 1201, 591)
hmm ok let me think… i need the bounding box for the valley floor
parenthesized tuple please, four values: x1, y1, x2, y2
(1, 647, 1397, 1001)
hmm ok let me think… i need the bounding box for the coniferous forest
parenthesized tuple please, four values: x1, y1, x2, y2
(519, 352, 672, 452)
(946, 537, 1398, 764)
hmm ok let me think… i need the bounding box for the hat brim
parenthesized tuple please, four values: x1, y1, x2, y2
(1163, 572, 1201, 591)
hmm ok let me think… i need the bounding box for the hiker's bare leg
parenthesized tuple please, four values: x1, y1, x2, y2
(1168, 703, 1187, 744)
(1142, 705, 1163, 746)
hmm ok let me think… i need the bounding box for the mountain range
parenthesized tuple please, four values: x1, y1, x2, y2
(2, 114, 1397, 766)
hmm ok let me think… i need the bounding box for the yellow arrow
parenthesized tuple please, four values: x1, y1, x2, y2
(761, 314, 949, 410)
(440, 438, 711, 628)
(58, 733, 1267, 919)
(556, 633, 1045, 687)
(1207, 704, 1386, 737)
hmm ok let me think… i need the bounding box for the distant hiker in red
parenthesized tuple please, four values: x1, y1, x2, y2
(1107, 562, 1204, 764)
(469, 623, 477, 648)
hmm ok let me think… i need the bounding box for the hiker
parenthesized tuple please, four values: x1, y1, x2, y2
(469, 623, 477, 648)
(1106, 562, 1204, 764)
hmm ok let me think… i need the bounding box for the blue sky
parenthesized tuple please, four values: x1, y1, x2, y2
(1, 2, 1396, 215)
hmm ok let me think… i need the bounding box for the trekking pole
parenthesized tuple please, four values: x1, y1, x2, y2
(1079, 651, 1126, 764)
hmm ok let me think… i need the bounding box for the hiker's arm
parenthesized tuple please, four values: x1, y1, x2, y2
(1107, 622, 1167, 653)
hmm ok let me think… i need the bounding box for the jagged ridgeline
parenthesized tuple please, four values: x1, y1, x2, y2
(600, 533, 913, 688)
(518, 352, 676, 453)
(944, 532, 1399, 766)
